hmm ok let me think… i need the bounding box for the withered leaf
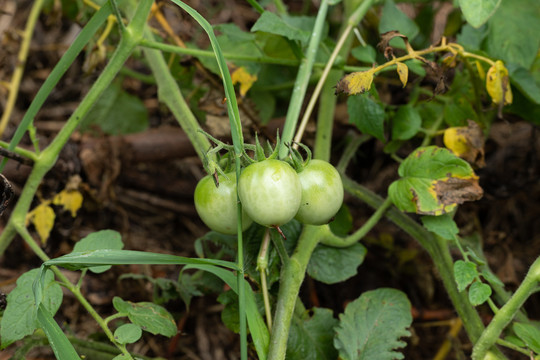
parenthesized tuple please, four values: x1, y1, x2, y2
(396, 62, 408, 87)
(443, 120, 485, 167)
(377, 30, 410, 60)
(486, 60, 512, 108)
(432, 176, 483, 207)
(335, 70, 374, 95)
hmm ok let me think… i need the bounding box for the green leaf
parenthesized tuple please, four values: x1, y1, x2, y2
(287, 308, 339, 360)
(508, 64, 540, 104)
(388, 146, 483, 215)
(453, 260, 478, 292)
(329, 204, 353, 237)
(468, 281, 492, 306)
(379, 0, 419, 42)
(251, 12, 317, 46)
(114, 323, 143, 344)
(217, 290, 242, 333)
(421, 214, 459, 240)
(80, 81, 149, 135)
(72, 230, 124, 273)
(392, 105, 422, 141)
(443, 98, 477, 127)
(485, 0, 540, 69)
(307, 243, 366, 284)
(351, 45, 377, 64)
(347, 94, 385, 141)
(513, 322, 540, 354)
(36, 305, 80, 359)
(459, 0, 501, 28)
(112, 297, 176, 337)
(1, 269, 62, 349)
(334, 288, 412, 360)
(457, 24, 488, 51)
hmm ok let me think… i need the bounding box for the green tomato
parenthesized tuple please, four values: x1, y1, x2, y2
(194, 172, 252, 235)
(295, 159, 344, 225)
(238, 159, 301, 227)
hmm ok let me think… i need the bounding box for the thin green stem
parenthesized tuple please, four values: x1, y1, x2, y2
(472, 257, 540, 360)
(0, 141, 37, 162)
(257, 229, 273, 331)
(495, 338, 531, 357)
(246, 0, 265, 13)
(278, 0, 330, 158)
(319, 197, 393, 247)
(267, 225, 322, 360)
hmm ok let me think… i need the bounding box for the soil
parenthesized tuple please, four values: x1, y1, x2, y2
(0, 1, 539, 359)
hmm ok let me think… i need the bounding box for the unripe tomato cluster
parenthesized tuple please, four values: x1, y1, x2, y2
(194, 159, 344, 234)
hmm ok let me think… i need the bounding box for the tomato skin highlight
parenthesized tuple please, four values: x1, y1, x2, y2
(194, 172, 252, 235)
(238, 159, 302, 227)
(295, 159, 344, 225)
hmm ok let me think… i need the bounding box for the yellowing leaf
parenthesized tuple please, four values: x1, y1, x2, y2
(231, 66, 257, 97)
(443, 120, 485, 167)
(53, 190, 83, 217)
(486, 60, 512, 105)
(396, 62, 408, 88)
(26, 203, 55, 244)
(336, 70, 374, 95)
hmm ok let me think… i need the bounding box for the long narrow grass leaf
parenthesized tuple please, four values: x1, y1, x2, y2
(0, 1, 112, 171)
(184, 264, 269, 360)
(36, 304, 81, 359)
(43, 249, 239, 270)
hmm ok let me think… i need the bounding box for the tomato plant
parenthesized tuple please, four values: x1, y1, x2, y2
(194, 172, 252, 235)
(295, 159, 344, 225)
(238, 159, 301, 227)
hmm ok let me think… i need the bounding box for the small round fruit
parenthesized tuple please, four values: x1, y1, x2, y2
(238, 159, 301, 227)
(295, 159, 344, 225)
(194, 172, 252, 235)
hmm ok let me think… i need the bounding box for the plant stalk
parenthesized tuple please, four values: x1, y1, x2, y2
(267, 225, 321, 360)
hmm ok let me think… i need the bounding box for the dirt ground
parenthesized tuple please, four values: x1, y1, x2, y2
(0, 1, 539, 359)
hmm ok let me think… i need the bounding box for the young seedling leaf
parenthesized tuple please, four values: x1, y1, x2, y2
(458, 0, 501, 28)
(112, 297, 176, 337)
(421, 214, 459, 240)
(513, 322, 540, 354)
(392, 105, 421, 141)
(307, 243, 367, 284)
(347, 94, 385, 141)
(468, 281, 492, 306)
(287, 307, 339, 360)
(388, 146, 483, 215)
(231, 66, 258, 97)
(396, 62, 408, 87)
(453, 260, 478, 292)
(443, 120, 485, 167)
(336, 71, 374, 95)
(26, 203, 55, 244)
(1, 269, 62, 349)
(334, 288, 412, 360)
(72, 230, 124, 273)
(114, 323, 143, 344)
(486, 60, 512, 105)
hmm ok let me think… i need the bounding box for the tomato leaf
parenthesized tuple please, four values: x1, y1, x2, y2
(347, 94, 385, 141)
(112, 297, 176, 337)
(396, 62, 408, 88)
(513, 322, 540, 354)
(443, 120, 485, 167)
(53, 189, 83, 217)
(453, 260, 478, 292)
(72, 230, 124, 273)
(334, 288, 412, 360)
(0, 269, 62, 349)
(80, 81, 148, 135)
(26, 203, 55, 244)
(251, 11, 317, 46)
(379, 0, 419, 51)
(388, 146, 483, 215)
(392, 105, 421, 141)
(114, 324, 142, 345)
(486, 60, 512, 105)
(336, 70, 374, 95)
(351, 45, 376, 63)
(307, 243, 367, 284)
(468, 281, 492, 306)
(507, 64, 540, 104)
(458, 0, 501, 28)
(421, 214, 459, 240)
(287, 308, 339, 360)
